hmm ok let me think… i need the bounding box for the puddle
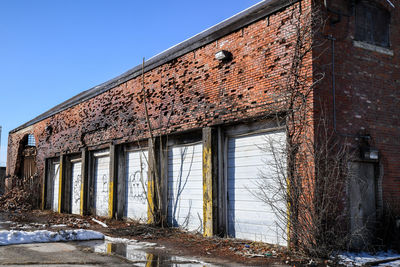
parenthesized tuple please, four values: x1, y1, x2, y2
(78, 239, 216, 266)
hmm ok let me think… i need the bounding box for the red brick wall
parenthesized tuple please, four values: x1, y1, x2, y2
(314, 0, 400, 210)
(7, 2, 313, 186)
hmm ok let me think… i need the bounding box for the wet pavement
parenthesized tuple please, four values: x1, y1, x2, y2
(0, 217, 292, 266)
(77, 239, 217, 266)
(0, 239, 220, 266)
(0, 219, 221, 266)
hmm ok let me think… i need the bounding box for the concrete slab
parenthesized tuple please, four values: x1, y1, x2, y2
(0, 242, 132, 266)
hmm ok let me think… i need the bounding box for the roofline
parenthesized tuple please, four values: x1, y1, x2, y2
(11, 0, 297, 134)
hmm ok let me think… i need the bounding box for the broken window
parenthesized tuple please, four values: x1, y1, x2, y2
(355, 1, 390, 47)
(27, 134, 36, 147)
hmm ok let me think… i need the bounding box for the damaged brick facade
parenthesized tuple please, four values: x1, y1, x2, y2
(5, 0, 400, 247)
(7, 1, 311, 187)
(314, 0, 400, 212)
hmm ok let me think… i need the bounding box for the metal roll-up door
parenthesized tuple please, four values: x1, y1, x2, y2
(94, 150, 110, 217)
(52, 163, 60, 212)
(227, 130, 286, 245)
(168, 142, 203, 233)
(125, 149, 148, 221)
(71, 160, 82, 215)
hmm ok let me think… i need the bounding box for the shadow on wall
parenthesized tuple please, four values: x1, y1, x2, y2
(0, 167, 5, 195)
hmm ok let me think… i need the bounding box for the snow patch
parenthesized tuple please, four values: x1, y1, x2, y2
(338, 251, 400, 266)
(104, 235, 163, 249)
(0, 229, 104, 246)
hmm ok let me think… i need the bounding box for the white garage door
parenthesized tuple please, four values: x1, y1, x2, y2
(227, 130, 286, 245)
(71, 161, 82, 215)
(52, 163, 60, 212)
(94, 151, 110, 217)
(126, 149, 148, 221)
(168, 142, 203, 233)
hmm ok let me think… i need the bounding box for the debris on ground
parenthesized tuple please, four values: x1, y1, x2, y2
(0, 187, 34, 212)
(0, 210, 329, 266)
(92, 218, 108, 228)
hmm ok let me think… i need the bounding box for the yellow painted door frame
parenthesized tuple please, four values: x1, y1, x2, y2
(57, 154, 64, 213)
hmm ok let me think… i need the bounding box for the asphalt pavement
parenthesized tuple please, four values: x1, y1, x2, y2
(0, 242, 133, 266)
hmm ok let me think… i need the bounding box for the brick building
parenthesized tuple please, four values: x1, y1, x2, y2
(6, 0, 400, 248)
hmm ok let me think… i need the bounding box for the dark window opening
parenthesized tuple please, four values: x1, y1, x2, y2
(355, 1, 390, 48)
(26, 134, 36, 147)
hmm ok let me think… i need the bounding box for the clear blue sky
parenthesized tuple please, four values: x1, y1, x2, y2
(0, 0, 261, 167)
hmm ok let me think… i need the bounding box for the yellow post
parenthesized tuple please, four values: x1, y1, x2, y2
(108, 144, 116, 219)
(57, 155, 64, 213)
(146, 253, 156, 267)
(147, 138, 156, 224)
(80, 177, 85, 215)
(202, 127, 214, 237)
(147, 179, 155, 224)
(107, 243, 112, 254)
(108, 180, 114, 218)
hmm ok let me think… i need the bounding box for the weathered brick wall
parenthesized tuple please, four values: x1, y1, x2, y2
(314, 0, 400, 210)
(7, 2, 313, 186)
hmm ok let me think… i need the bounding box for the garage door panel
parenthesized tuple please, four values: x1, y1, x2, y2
(167, 204, 204, 212)
(71, 162, 82, 215)
(228, 153, 277, 165)
(169, 214, 203, 223)
(168, 181, 203, 186)
(168, 143, 203, 233)
(168, 158, 203, 165)
(167, 173, 203, 178)
(94, 155, 110, 217)
(227, 148, 267, 157)
(227, 131, 286, 245)
(228, 146, 280, 155)
(227, 194, 268, 203)
(229, 218, 286, 244)
(168, 191, 203, 199)
(168, 149, 202, 161)
(168, 163, 203, 172)
(168, 186, 203, 193)
(168, 170, 202, 179)
(229, 199, 287, 212)
(227, 176, 266, 186)
(227, 182, 266, 190)
(229, 219, 285, 234)
(228, 170, 278, 180)
(52, 163, 60, 212)
(228, 201, 277, 213)
(168, 197, 204, 205)
(126, 150, 148, 221)
(232, 227, 285, 244)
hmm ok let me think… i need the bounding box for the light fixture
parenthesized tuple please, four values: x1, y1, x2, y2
(361, 147, 379, 160)
(215, 50, 232, 61)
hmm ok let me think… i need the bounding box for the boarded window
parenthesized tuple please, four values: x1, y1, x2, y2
(355, 1, 390, 47)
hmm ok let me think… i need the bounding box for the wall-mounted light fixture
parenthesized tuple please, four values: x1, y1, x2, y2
(361, 146, 379, 161)
(215, 50, 232, 61)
